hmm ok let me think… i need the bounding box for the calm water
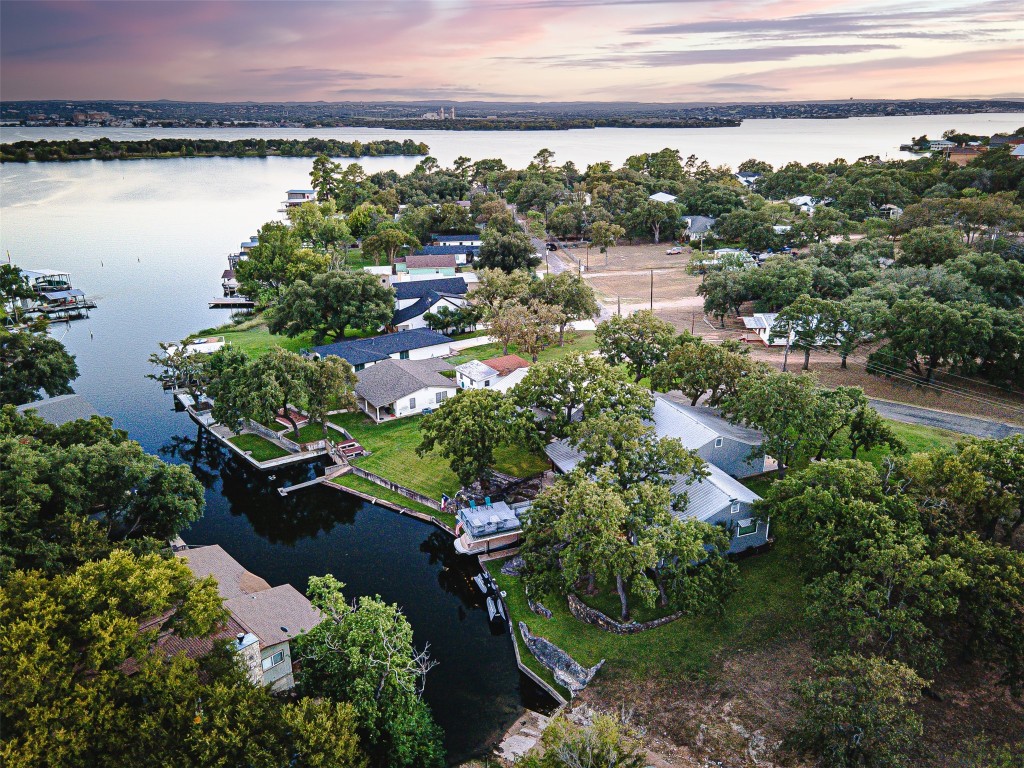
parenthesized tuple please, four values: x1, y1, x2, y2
(0, 159, 546, 763)
(3, 112, 1022, 758)
(3, 111, 1022, 168)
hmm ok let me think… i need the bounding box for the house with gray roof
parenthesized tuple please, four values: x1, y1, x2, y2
(652, 395, 770, 477)
(16, 393, 100, 426)
(680, 214, 716, 243)
(175, 545, 321, 691)
(391, 289, 468, 331)
(354, 358, 458, 422)
(544, 440, 767, 555)
(394, 277, 468, 307)
(311, 328, 454, 371)
(454, 359, 500, 389)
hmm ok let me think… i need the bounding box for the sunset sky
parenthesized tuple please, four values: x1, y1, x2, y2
(2, 0, 1021, 103)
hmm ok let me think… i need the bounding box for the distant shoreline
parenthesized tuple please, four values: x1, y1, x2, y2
(0, 137, 430, 163)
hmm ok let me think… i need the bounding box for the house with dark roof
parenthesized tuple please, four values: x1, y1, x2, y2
(16, 394, 100, 426)
(394, 277, 469, 308)
(391, 289, 467, 331)
(354, 358, 458, 421)
(432, 233, 481, 247)
(310, 328, 454, 371)
(175, 545, 321, 691)
(680, 214, 716, 243)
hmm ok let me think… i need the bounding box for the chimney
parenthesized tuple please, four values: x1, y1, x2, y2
(236, 632, 245, 644)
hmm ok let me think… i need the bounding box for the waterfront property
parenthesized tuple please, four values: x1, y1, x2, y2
(280, 188, 315, 209)
(310, 328, 455, 371)
(454, 498, 532, 555)
(5, 268, 96, 321)
(354, 357, 458, 422)
(174, 544, 322, 691)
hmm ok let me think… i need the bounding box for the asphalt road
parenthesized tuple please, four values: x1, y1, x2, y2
(868, 398, 1024, 439)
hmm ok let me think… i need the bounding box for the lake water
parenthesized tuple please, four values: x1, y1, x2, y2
(3, 111, 1021, 759)
(0, 157, 549, 763)
(3, 111, 1022, 168)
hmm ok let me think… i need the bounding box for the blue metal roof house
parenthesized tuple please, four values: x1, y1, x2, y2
(310, 329, 454, 371)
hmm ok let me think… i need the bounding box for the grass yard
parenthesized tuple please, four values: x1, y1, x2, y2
(329, 473, 457, 528)
(489, 529, 807, 686)
(448, 331, 598, 367)
(192, 316, 372, 358)
(330, 411, 548, 502)
(227, 433, 290, 462)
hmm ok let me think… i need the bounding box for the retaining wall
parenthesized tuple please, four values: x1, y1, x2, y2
(348, 466, 443, 511)
(566, 593, 682, 635)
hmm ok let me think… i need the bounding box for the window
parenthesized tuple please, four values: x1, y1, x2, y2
(355, 363, 365, 372)
(409, 397, 416, 409)
(736, 518, 757, 536)
(714, 437, 724, 448)
(399, 351, 410, 360)
(435, 391, 447, 404)
(261, 651, 285, 671)
(730, 502, 740, 514)
(484, 380, 490, 387)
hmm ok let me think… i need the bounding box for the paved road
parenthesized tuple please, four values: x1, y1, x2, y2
(869, 398, 1024, 439)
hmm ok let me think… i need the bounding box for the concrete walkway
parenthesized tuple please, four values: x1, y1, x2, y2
(869, 398, 1024, 439)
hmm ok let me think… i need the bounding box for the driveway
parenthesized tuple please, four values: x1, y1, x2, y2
(868, 398, 1024, 439)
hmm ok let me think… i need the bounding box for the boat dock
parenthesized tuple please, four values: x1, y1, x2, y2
(209, 296, 255, 309)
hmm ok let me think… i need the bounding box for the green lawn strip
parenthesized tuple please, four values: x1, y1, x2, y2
(192, 318, 373, 358)
(490, 533, 806, 683)
(448, 332, 597, 367)
(485, 561, 572, 702)
(329, 474, 457, 528)
(227, 433, 290, 462)
(330, 411, 547, 501)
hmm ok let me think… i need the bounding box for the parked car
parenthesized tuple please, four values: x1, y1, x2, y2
(545, 242, 558, 251)
(666, 246, 683, 255)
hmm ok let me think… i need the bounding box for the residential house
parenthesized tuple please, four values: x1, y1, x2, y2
(742, 312, 790, 346)
(354, 358, 458, 422)
(311, 328, 455, 372)
(483, 354, 531, 377)
(432, 233, 482, 247)
(651, 395, 771, 477)
(1012, 145, 1024, 159)
(649, 192, 678, 204)
(391, 289, 468, 331)
(544, 436, 767, 554)
(879, 204, 903, 219)
(395, 252, 457, 277)
(455, 359, 500, 389)
(394, 277, 469, 310)
(735, 171, 761, 188)
(16, 393, 100, 426)
(787, 196, 832, 215)
(943, 146, 987, 167)
(175, 545, 322, 691)
(926, 139, 955, 151)
(414, 244, 479, 266)
(680, 215, 716, 244)
(281, 189, 315, 209)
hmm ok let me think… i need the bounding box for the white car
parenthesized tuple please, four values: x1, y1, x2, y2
(666, 246, 683, 255)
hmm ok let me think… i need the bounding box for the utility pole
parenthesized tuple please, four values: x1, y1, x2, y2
(617, 295, 621, 316)
(649, 269, 654, 311)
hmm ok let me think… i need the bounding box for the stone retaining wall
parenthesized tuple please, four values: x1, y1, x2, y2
(566, 594, 682, 635)
(348, 466, 442, 511)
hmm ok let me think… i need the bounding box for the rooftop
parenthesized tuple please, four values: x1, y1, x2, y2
(405, 252, 457, 269)
(458, 500, 531, 539)
(649, 192, 678, 204)
(455, 359, 499, 381)
(355, 358, 456, 408)
(654, 395, 763, 446)
(393, 277, 468, 301)
(482, 354, 531, 377)
(16, 394, 100, 426)
(669, 463, 761, 523)
(312, 328, 454, 367)
(415, 245, 480, 256)
(224, 585, 322, 647)
(175, 545, 271, 601)
(433, 233, 481, 242)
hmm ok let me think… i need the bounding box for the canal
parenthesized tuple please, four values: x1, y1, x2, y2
(0, 157, 549, 763)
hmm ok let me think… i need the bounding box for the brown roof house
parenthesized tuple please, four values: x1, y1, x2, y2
(175, 545, 321, 691)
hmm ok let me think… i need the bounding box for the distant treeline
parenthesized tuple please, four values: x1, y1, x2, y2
(0, 137, 431, 163)
(307, 117, 740, 131)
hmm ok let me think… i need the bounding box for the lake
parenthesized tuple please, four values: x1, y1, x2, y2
(0, 157, 550, 764)
(2, 111, 1021, 760)
(3, 111, 1022, 168)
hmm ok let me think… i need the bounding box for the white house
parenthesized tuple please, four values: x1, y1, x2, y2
(788, 195, 832, 215)
(454, 359, 500, 389)
(281, 189, 315, 209)
(354, 358, 458, 422)
(392, 291, 467, 331)
(742, 312, 791, 346)
(432, 233, 482, 247)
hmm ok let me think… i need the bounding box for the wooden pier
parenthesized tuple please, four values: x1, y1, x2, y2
(209, 296, 255, 309)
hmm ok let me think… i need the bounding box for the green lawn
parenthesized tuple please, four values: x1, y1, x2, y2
(489, 528, 807, 685)
(191, 316, 371, 358)
(448, 331, 598, 366)
(330, 411, 548, 501)
(227, 433, 290, 462)
(329, 473, 457, 528)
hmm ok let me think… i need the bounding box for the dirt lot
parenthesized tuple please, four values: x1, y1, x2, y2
(574, 242, 705, 315)
(573, 635, 1024, 768)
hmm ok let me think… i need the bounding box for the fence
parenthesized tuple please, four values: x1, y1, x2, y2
(349, 466, 442, 511)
